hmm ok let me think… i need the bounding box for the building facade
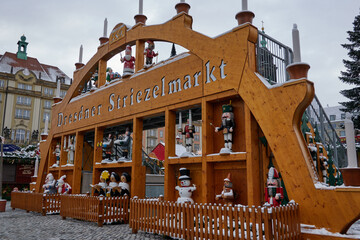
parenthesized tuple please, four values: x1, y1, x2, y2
(0, 35, 71, 146)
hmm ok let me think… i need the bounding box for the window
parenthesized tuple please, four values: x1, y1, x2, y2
(18, 83, 32, 90)
(16, 96, 32, 105)
(341, 113, 346, 120)
(43, 112, 50, 122)
(15, 108, 30, 119)
(159, 130, 163, 138)
(195, 126, 200, 132)
(194, 135, 200, 141)
(149, 129, 157, 137)
(15, 129, 26, 143)
(44, 87, 54, 96)
(44, 100, 52, 109)
(0, 80, 4, 88)
(330, 115, 336, 121)
(60, 90, 67, 98)
(340, 130, 346, 137)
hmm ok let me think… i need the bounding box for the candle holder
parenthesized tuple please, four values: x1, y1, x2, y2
(286, 62, 310, 80)
(75, 62, 85, 70)
(99, 37, 109, 45)
(175, 2, 190, 14)
(53, 97, 62, 104)
(134, 14, 147, 24)
(235, 10, 255, 25)
(41, 133, 48, 141)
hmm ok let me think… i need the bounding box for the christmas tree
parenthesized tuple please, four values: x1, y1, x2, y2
(339, 12, 360, 129)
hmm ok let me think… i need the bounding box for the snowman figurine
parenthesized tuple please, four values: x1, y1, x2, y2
(175, 168, 196, 204)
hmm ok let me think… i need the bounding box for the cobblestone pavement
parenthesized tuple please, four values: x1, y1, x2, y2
(0, 201, 167, 240)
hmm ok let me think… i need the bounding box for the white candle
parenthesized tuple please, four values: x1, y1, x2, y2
(189, 109, 192, 126)
(180, 0, 185, 3)
(139, 0, 143, 15)
(79, 45, 83, 63)
(56, 79, 61, 98)
(44, 116, 49, 134)
(179, 111, 182, 129)
(242, 0, 248, 11)
(292, 24, 301, 63)
(103, 18, 108, 37)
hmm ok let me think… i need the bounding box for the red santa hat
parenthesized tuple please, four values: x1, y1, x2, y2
(125, 45, 132, 53)
(268, 167, 279, 179)
(224, 173, 231, 182)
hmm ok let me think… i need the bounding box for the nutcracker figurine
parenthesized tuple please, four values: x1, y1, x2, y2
(144, 40, 158, 67)
(215, 173, 234, 205)
(265, 167, 283, 207)
(175, 168, 196, 204)
(215, 103, 235, 154)
(178, 110, 195, 157)
(121, 45, 135, 77)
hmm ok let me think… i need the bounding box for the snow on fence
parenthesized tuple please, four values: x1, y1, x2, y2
(129, 199, 301, 240)
(11, 191, 61, 215)
(60, 195, 129, 227)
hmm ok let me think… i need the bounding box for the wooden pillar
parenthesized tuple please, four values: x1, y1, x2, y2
(135, 40, 145, 72)
(93, 127, 104, 186)
(131, 117, 146, 198)
(60, 135, 67, 166)
(164, 108, 176, 201)
(72, 131, 84, 193)
(98, 59, 107, 87)
(245, 103, 261, 206)
(202, 99, 214, 203)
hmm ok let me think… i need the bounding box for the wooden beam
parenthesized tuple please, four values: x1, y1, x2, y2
(164, 108, 176, 201)
(131, 117, 146, 198)
(135, 40, 145, 72)
(93, 127, 104, 187)
(245, 103, 261, 206)
(98, 59, 107, 87)
(72, 131, 84, 193)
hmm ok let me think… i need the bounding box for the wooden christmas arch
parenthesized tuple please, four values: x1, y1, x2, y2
(35, 12, 360, 233)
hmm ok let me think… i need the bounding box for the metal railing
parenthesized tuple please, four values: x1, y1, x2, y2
(256, 31, 347, 168)
(256, 31, 293, 84)
(306, 95, 348, 168)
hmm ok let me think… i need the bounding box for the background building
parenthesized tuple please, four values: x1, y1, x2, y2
(0, 35, 71, 146)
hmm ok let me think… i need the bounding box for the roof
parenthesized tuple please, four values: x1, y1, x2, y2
(0, 52, 71, 84)
(150, 142, 187, 161)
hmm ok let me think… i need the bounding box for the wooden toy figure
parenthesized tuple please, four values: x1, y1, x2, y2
(118, 172, 131, 196)
(215, 103, 235, 154)
(56, 175, 72, 194)
(66, 137, 75, 165)
(108, 172, 121, 197)
(178, 110, 195, 157)
(116, 128, 132, 161)
(90, 170, 110, 196)
(144, 40, 158, 67)
(215, 173, 234, 205)
(121, 45, 135, 77)
(265, 167, 283, 207)
(106, 67, 114, 82)
(53, 144, 61, 166)
(43, 173, 56, 194)
(175, 168, 196, 204)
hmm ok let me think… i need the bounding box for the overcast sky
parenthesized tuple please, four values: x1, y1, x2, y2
(0, 0, 358, 107)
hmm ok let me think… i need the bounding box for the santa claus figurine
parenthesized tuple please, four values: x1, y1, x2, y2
(175, 168, 196, 204)
(43, 173, 57, 194)
(121, 45, 135, 77)
(144, 40, 158, 67)
(56, 175, 72, 194)
(215, 103, 235, 154)
(215, 173, 234, 205)
(265, 167, 283, 207)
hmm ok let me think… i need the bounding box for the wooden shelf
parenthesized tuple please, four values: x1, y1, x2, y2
(48, 167, 59, 172)
(94, 161, 133, 169)
(60, 165, 75, 171)
(167, 156, 202, 165)
(205, 152, 247, 163)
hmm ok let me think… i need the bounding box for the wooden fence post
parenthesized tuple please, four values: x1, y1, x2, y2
(98, 197, 104, 227)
